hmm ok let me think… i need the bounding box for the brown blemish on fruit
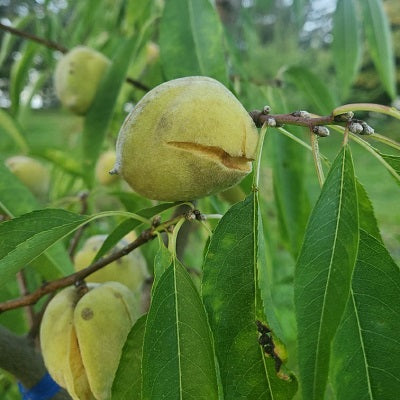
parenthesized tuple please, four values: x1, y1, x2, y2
(81, 307, 94, 320)
(166, 141, 253, 171)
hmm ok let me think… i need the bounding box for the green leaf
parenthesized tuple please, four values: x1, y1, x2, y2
(203, 195, 298, 399)
(0, 164, 74, 279)
(0, 209, 87, 286)
(0, 16, 33, 68)
(142, 259, 219, 399)
(0, 106, 28, 153)
(332, 230, 400, 399)
(358, 0, 396, 98)
(112, 314, 147, 400)
(94, 202, 180, 262)
(294, 146, 359, 400)
(356, 180, 382, 242)
(82, 37, 139, 185)
(9, 41, 39, 116)
(332, 0, 362, 99)
(271, 127, 310, 258)
(159, 0, 228, 84)
(378, 152, 400, 185)
(284, 66, 337, 114)
(153, 236, 172, 290)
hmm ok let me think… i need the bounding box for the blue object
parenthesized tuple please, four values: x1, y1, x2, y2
(18, 372, 61, 400)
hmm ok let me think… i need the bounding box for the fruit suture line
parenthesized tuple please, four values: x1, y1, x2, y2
(0, 210, 203, 313)
(0, 22, 150, 92)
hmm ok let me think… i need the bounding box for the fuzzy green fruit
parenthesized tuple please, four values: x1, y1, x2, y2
(40, 282, 138, 400)
(5, 155, 50, 198)
(95, 151, 118, 185)
(114, 76, 259, 201)
(54, 46, 110, 115)
(74, 235, 147, 295)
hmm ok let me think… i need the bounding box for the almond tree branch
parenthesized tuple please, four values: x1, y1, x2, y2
(0, 213, 190, 313)
(0, 325, 71, 399)
(0, 22, 150, 92)
(249, 108, 374, 137)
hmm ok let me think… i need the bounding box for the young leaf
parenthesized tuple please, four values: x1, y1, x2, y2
(112, 314, 147, 400)
(284, 66, 337, 115)
(294, 146, 359, 400)
(332, 230, 400, 399)
(358, 0, 396, 99)
(82, 37, 139, 185)
(159, 0, 228, 84)
(203, 195, 298, 399)
(142, 259, 219, 399)
(332, 0, 362, 99)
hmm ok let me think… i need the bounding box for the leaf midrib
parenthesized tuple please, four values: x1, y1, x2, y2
(312, 149, 346, 399)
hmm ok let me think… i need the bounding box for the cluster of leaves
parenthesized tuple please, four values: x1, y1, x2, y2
(0, 0, 400, 399)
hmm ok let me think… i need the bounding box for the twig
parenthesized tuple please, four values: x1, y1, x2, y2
(0, 22, 149, 92)
(0, 213, 189, 313)
(16, 270, 35, 327)
(249, 108, 374, 137)
(0, 22, 68, 53)
(68, 192, 89, 259)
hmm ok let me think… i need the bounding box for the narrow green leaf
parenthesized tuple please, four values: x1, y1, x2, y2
(332, 230, 400, 399)
(332, 0, 362, 99)
(142, 259, 219, 399)
(159, 0, 228, 83)
(294, 146, 359, 400)
(112, 314, 147, 400)
(82, 37, 139, 185)
(0, 106, 28, 153)
(203, 195, 298, 399)
(0, 209, 87, 286)
(0, 16, 33, 68)
(10, 41, 39, 116)
(284, 66, 337, 115)
(358, 0, 396, 98)
(271, 128, 310, 258)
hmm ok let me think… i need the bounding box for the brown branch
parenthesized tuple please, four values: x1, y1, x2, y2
(16, 270, 36, 327)
(0, 325, 71, 399)
(0, 22, 149, 92)
(249, 108, 374, 137)
(0, 22, 68, 53)
(0, 213, 188, 313)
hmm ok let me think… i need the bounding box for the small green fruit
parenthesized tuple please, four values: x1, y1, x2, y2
(95, 151, 118, 185)
(114, 76, 259, 201)
(54, 46, 110, 115)
(5, 155, 49, 198)
(74, 235, 147, 295)
(40, 282, 138, 400)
